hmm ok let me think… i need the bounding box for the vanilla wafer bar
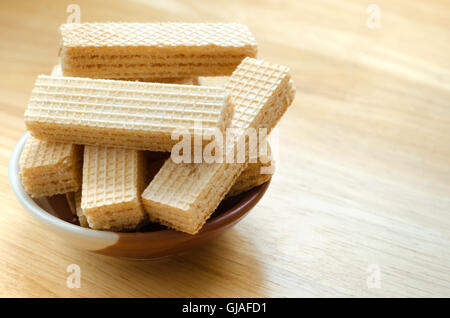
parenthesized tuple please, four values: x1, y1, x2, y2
(142, 58, 295, 234)
(74, 190, 88, 228)
(64, 191, 87, 226)
(65, 191, 88, 227)
(24, 76, 233, 152)
(81, 146, 147, 231)
(60, 23, 257, 81)
(19, 135, 82, 197)
(227, 145, 274, 197)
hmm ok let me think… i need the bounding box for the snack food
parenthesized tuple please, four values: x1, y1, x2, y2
(60, 23, 257, 80)
(227, 146, 274, 197)
(142, 58, 295, 234)
(19, 135, 82, 198)
(18, 65, 83, 198)
(74, 190, 88, 228)
(24, 75, 233, 151)
(81, 146, 147, 231)
(65, 191, 88, 227)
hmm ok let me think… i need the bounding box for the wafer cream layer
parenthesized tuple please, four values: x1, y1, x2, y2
(25, 75, 233, 151)
(60, 23, 257, 80)
(55, 62, 199, 84)
(62, 65, 239, 81)
(142, 58, 295, 234)
(19, 135, 82, 197)
(82, 146, 147, 231)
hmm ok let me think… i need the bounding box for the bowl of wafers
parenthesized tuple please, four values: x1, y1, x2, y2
(10, 22, 295, 259)
(10, 132, 272, 259)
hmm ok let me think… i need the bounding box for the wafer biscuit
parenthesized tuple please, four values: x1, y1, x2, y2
(19, 135, 82, 198)
(81, 146, 147, 231)
(24, 76, 233, 152)
(74, 190, 88, 228)
(60, 23, 257, 80)
(65, 190, 88, 228)
(227, 146, 274, 197)
(19, 65, 83, 198)
(142, 58, 295, 234)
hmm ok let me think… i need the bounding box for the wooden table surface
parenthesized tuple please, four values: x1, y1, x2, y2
(0, 0, 449, 297)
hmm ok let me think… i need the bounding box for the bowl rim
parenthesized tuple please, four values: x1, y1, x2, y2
(9, 132, 270, 240)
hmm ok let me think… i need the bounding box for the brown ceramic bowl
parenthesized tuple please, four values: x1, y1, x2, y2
(10, 132, 271, 259)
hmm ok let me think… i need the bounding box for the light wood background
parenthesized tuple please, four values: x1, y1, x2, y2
(0, 0, 449, 297)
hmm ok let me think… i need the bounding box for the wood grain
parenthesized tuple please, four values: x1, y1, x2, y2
(0, 0, 449, 297)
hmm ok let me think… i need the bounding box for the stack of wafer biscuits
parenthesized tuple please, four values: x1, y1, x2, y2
(19, 22, 295, 234)
(142, 58, 294, 234)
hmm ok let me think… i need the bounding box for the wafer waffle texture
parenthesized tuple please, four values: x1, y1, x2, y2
(60, 23, 257, 80)
(77, 151, 173, 231)
(81, 146, 148, 231)
(144, 150, 274, 198)
(227, 146, 274, 197)
(24, 75, 233, 152)
(19, 135, 82, 198)
(142, 58, 295, 234)
(19, 65, 83, 198)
